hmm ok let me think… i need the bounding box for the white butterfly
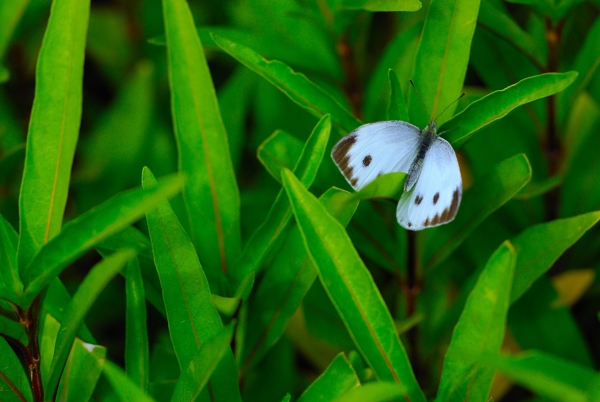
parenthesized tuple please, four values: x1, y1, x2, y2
(331, 119, 462, 231)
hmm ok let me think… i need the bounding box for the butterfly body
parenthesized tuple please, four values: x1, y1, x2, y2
(331, 119, 462, 231)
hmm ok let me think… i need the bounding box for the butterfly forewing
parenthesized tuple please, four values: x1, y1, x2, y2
(331, 121, 421, 190)
(396, 136, 462, 230)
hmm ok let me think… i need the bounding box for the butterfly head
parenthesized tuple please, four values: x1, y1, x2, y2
(427, 120, 437, 134)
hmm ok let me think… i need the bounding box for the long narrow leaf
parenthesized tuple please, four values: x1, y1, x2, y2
(257, 130, 303, 184)
(56, 340, 106, 402)
(17, 0, 91, 267)
(213, 34, 361, 133)
(22, 174, 184, 307)
(163, 0, 241, 283)
(441, 72, 577, 148)
(297, 353, 360, 402)
(510, 211, 600, 303)
(46, 249, 135, 400)
(103, 361, 156, 402)
(408, 0, 480, 127)
(436, 241, 516, 402)
(387, 69, 409, 121)
(142, 167, 241, 402)
(282, 169, 425, 402)
(0, 214, 21, 303)
(237, 115, 331, 280)
(170, 323, 235, 402)
(490, 351, 600, 402)
(125, 257, 149, 392)
(240, 188, 358, 375)
(0, 336, 31, 402)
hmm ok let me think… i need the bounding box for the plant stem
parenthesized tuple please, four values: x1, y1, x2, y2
(406, 230, 422, 376)
(17, 297, 43, 402)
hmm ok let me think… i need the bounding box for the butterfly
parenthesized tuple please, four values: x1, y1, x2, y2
(331, 104, 462, 231)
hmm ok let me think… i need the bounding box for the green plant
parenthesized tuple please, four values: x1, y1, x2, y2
(0, 0, 599, 400)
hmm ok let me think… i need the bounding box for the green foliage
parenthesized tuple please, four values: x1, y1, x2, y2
(0, 0, 598, 401)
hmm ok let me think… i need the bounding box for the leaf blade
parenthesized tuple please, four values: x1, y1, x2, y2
(46, 249, 135, 399)
(213, 34, 361, 133)
(142, 167, 241, 402)
(408, 0, 481, 127)
(282, 169, 425, 402)
(17, 0, 91, 267)
(441, 72, 578, 148)
(163, 0, 241, 282)
(22, 174, 184, 307)
(237, 115, 331, 279)
(436, 242, 516, 402)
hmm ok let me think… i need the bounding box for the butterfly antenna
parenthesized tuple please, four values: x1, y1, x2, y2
(434, 92, 466, 121)
(409, 79, 431, 121)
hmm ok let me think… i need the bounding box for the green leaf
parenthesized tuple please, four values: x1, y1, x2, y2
(44, 279, 96, 344)
(213, 34, 361, 133)
(171, 323, 235, 401)
(22, 174, 184, 308)
(297, 353, 360, 402)
(17, 0, 91, 267)
(103, 361, 156, 402)
(237, 115, 331, 280)
(408, 0, 480, 128)
(0, 213, 21, 304)
(142, 167, 241, 402)
(436, 241, 516, 402)
(441, 72, 578, 148)
(282, 169, 425, 402)
(386, 69, 409, 121)
(0, 336, 32, 402)
(423, 154, 532, 271)
(56, 339, 106, 402)
(240, 188, 358, 375)
(336, 0, 421, 11)
(163, 0, 241, 284)
(352, 172, 406, 201)
(490, 351, 600, 402)
(558, 17, 600, 123)
(476, 0, 545, 68)
(125, 257, 149, 392)
(332, 382, 407, 402)
(510, 211, 600, 303)
(257, 130, 303, 184)
(46, 249, 134, 400)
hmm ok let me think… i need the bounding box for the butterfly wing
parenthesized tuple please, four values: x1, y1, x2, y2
(331, 121, 421, 190)
(396, 136, 462, 230)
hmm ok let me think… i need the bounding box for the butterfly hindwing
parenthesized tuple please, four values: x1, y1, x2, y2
(396, 136, 462, 230)
(331, 121, 421, 190)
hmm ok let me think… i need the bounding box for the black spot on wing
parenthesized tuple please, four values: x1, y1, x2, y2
(422, 187, 461, 228)
(433, 192, 440, 205)
(415, 194, 423, 205)
(363, 155, 372, 167)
